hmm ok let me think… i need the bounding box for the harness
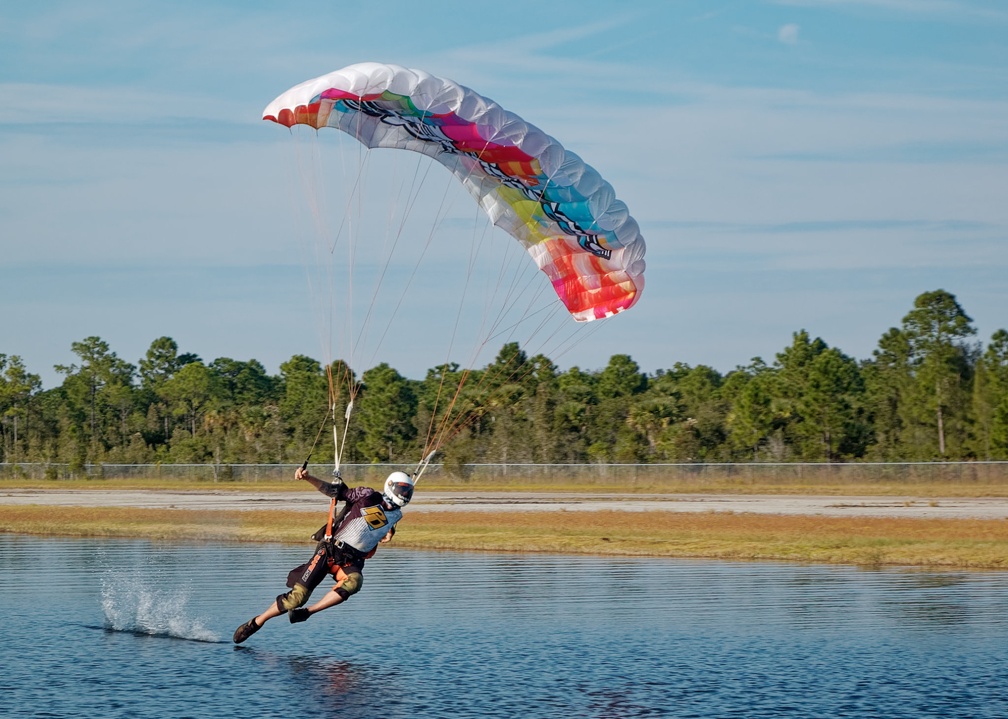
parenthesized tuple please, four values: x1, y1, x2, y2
(311, 494, 350, 542)
(327, 538, 368, 566)
(309, 494, 369, 566)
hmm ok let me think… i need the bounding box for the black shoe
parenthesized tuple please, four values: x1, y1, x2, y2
(233, 617, 261, 644)
(289, 608, 311, 624)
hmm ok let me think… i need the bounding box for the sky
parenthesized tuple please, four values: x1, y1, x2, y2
(2, 0, 1007, 389)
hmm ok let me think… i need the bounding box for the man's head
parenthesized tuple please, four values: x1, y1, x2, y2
(383, 471, 415, 508)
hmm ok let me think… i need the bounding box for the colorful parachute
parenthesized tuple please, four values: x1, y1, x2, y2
(263, 62, 645, 321)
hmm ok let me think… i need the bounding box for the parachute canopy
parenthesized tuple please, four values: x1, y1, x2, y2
(263, 62, 645, 321)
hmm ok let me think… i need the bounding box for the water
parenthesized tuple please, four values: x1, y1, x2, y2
(1, 535, 1006, 718)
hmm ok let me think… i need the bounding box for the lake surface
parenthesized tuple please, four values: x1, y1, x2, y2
(1, 535, 1006, 718)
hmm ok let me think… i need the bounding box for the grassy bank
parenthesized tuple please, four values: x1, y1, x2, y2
(3, 476, 1008, 497)
(2, 504, 1006, 570)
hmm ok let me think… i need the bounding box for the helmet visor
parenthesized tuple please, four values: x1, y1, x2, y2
(389, 482, 414, 504)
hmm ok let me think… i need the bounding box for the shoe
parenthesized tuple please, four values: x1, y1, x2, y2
(289, 608, 311, 623)
(233, 617, 261, 644)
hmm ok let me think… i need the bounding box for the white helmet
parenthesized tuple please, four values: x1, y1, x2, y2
(383, 471, 415, 508)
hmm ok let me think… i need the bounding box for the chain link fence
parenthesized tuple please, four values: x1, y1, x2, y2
(2, 461, 1007, 486)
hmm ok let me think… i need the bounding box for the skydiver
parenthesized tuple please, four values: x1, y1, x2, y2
(232, 465, 414, 644)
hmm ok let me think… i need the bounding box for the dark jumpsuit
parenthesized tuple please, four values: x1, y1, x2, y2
(276, 482, 402, 613)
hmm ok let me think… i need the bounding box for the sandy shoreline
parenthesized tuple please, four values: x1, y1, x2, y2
(2, 489, 1006, 520)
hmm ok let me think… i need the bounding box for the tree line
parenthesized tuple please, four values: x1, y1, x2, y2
(2, 289, 1007, 469)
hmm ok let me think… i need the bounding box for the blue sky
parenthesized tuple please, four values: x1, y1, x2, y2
(2, 0, 1007, 389)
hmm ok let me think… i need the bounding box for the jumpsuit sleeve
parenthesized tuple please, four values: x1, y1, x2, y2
(317, 479, 348, 500)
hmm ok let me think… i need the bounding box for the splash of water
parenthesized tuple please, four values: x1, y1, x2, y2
(101, 567, 219, 643)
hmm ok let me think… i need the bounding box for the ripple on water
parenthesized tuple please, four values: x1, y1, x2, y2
(2, 535, 1007, 719)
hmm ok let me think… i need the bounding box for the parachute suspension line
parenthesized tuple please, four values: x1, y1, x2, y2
(343, 151, 360, 378)
(473, 159, 607, 370)
(355, 154, 443, 372)
(419, 255, 479, 457)
(427, 205, 596, 453)
(304, 404, 331, 471)
(420, 217, 554, 456)
(419, 165, 571, 462)
(465, 190, 508, 353)
(333, 395, 355, 478)
(421, 221, 519, 457)
(419, 140, 508, 458)
(476, 239, 551, 354)
(422, 365, 473, 461)
(484, 167, 599, 353)
(345, 106, 454, 377)
(328, 364, 340, 472)
(482, 282, 564, 351)
(292, 127, 367, 476)
(422, 281, 594, 454)
(361, 148, 478, 465)
(331, 95, 374, 379)
(325, 362, 361, 477)
(326, 137, 370, 371)
(292, 128, 338, 367)
(413, 146, 604, 463)
(426, 342, 530, 454)
(422, 206, 516, 455)
(292, 126, 374, 380)
(428, 326, 581, 455)
(328, 126, 372, 256)
(323, 360, 345, 538)
(419, 209, 491, 459)
(456, 149, 563, 370)
(411, 448, 438, 486)
(476, 169, 570, 347)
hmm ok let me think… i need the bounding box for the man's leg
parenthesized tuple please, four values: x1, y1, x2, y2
(289, 566, 363, 623)
(233, 544, 331, 643)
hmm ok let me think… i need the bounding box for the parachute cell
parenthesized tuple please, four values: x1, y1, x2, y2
(263, 62, 646, 321)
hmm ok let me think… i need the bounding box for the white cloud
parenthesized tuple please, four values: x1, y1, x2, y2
(778, 23, 801, 45)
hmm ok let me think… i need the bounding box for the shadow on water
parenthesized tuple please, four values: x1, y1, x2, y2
(80, 622, 230, 644)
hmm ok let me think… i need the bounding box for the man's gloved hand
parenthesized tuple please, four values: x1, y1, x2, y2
(289, 608, 311, 623)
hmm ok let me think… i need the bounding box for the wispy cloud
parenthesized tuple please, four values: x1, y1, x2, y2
(772, 0, 1008, 22)
(777, 23, 801, 45)
(3, 0, 1006, 384)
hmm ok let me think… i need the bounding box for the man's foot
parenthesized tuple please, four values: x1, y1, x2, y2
(233, 617, 261, 644)
(289, 608, 311, 623)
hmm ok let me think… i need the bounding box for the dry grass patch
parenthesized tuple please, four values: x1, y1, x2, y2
(3, 505, 1006, 569)
(4, 476, 1008, 497)
(0, 506, 320, 544)
(394, 510, 1008, 569)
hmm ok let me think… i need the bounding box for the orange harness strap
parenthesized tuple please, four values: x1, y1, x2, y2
(324, 496, 336, 539)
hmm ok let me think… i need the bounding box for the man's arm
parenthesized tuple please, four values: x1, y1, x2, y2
(294, 466, 345, 499)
